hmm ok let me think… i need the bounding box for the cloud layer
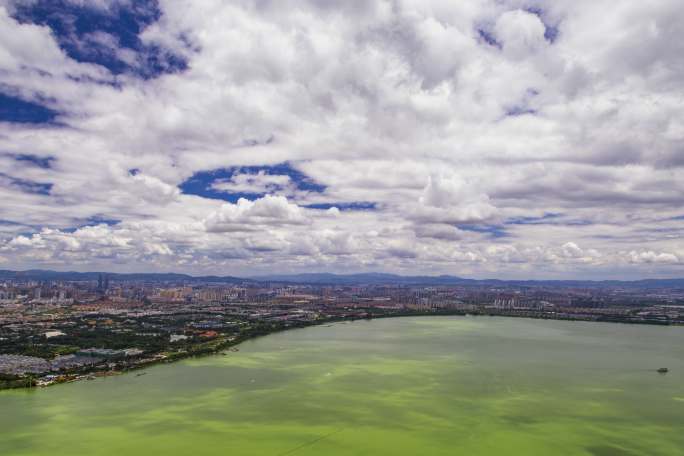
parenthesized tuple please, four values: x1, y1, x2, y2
(0, 0, 682, 279)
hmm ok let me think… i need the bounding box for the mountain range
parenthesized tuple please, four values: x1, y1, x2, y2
(2, 269, 684, 289)
(0, 269, 248, 284)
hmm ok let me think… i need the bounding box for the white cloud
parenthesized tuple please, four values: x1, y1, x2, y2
(413, 175, 497, 224)
(129, 173, 181, 204)
(211, 171, 292, 195)
(628, 250, 680, 264)
(0, 0, 683, 278)
(203, 195, 307, 233)
(494, 10, 547, 59)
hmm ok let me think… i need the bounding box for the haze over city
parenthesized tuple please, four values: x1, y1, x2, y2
(0, 0, 682, 280)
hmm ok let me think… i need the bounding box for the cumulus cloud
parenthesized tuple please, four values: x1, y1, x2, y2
(494, 10, 547, 59)
(413, 175, 497, 224)
(628, 250, 680, 264)
(203, 195, 307, 233)
(0, 0, 683, 279)
(211, 171, 292, 195)
(129, 173, 180, 204)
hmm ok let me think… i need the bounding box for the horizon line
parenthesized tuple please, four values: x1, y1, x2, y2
(3, 268, 684, 283)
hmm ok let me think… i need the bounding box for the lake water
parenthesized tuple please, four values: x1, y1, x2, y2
(1, 317, 683, 455)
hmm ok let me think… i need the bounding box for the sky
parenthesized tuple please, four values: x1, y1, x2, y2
(0, 0, 682, 279)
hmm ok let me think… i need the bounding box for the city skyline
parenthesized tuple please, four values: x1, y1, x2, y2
(1, 1, 683, 279)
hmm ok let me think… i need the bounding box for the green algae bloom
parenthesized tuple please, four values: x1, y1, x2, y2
(1, 317, 682, 455)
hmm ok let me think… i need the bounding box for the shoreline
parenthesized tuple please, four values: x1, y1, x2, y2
(1, 310, 681, 392)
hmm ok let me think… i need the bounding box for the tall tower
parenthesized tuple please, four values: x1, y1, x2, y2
(104, 275, 109, 291)
(98, 274, 103, 291)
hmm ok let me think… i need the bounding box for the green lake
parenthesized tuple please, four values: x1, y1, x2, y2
(1, 317, 683, 455)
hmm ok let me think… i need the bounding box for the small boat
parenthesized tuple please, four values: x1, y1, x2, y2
(136, 372, 147, 377)
(86, 375, 96, 381)
(657, 368, 669, 374)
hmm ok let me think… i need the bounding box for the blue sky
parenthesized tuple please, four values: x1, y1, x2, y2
(0, 0, 683, 279)
(10, 0, 185, 78)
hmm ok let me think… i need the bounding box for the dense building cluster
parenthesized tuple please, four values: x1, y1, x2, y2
(1, 274, 682, 389)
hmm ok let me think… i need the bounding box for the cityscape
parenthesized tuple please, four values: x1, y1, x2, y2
(1, 270, 682, 389)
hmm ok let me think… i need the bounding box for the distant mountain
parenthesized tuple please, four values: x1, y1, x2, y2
(252, 272, 489, 285)
(2, 269, 684, 289)
(254, 273, 469, 285)
(251, 273, 684, 288)
(0, 269, 251, 284)
(251, 272, 475, 285)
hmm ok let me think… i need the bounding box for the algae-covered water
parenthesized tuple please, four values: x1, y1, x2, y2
(1, 317, 683, 456)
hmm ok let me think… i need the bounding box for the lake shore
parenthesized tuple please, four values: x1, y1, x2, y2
(2, 308, 680, 392)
